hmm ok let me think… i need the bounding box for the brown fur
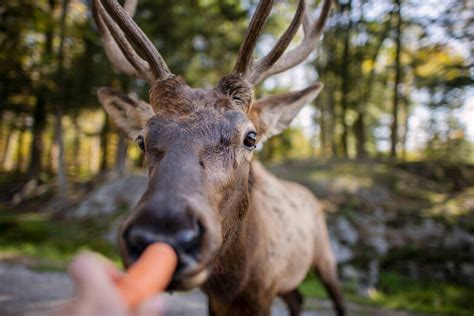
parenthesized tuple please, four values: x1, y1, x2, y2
(203, 161, 344, 315)
(98, 76, 345, 316)
(94, 0, 343, 313)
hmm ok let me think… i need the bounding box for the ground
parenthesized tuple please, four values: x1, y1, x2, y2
(1, 160, 473, 315)
(0, 262, 428, 316)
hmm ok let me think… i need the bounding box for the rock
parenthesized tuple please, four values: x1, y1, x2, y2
(335, 217, 358, 245)
(330, 236, 354, 263)
(341, 264, 361, 281)
(444, 226, 474, 250)
(104, 215, 126, 243)
(69, 174, 147, 218)
(352, 207, 389, 255)
(460, 263, 474, 283)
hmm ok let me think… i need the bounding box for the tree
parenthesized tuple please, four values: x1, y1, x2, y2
(338, 0, 353, 157)
(390, 0, 402, 159)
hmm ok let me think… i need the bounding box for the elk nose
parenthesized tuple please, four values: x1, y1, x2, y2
(127, 226, 201, 255)
(123, 219, 203, 266)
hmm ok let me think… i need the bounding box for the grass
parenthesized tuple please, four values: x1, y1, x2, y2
(299, 271, 328, 298)
(1, 160, 473, 315)
(0, 210, 120, 270)
(272, 160, 474, 315)
(300, 271, 474, 316)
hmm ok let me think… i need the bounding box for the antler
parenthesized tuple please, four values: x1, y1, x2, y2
(92, 0, 331, 87)
(91, 0, 173, 84)
(233, 0, 275, 77)
(233, 0, 332, 86)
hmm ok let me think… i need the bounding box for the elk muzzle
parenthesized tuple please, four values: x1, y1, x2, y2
(120, 194, 221, 290)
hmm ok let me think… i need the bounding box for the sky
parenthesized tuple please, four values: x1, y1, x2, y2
(260, 0, 473, 154)
(269, 65, 473, 153)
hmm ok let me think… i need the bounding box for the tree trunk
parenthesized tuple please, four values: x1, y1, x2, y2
(353, 3, 367, 159)
(353, 47, 367, 159)
(328, 85, 338, 157)
(45, 136, 54, 174)
(339, 0, 352, 158)
(53, 0, 71, 198)
(319, 99, 327, 157)
(100, 115, 110, 172)
(71, 114, 81, 174)
(114, 135, 128, 176)
(15, 115, 26, 173)
(354, 113, 367, 159)
(28, 0, 55, 180)
(355, 13, 392, 158)
(1, 124, 14, 169)
(53, 108, 67, 196)
(390, 0, 402, 159)
(0, 110, 3, 164)
(29, 96, 47, 179)
(401, 98, 410, 160)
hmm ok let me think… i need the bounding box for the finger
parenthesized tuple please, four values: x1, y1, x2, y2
(68, 251, 120, 296)
(96, 255, 126, 282)
(74, 251, 125, 281)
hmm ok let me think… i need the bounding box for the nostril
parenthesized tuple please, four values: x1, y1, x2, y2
(127, 227, 158, 258)
(123, 216, 205, 270)
(175, 219, 204, 258)
(176, 229, 198, 246)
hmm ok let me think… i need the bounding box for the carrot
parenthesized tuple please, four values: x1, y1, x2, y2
(116, 243, 178, 309)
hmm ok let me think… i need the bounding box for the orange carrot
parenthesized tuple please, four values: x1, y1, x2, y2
(116, 243, 178, 309)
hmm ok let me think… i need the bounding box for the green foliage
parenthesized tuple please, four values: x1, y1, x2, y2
(269, 159, 474, 229)
(423, 115, 474, 164)
(301, 271, 474, 315)
(1, 0, 473, 177)
(134, 0, 249, 88)
(258, 127, 314, 162)
(0, 211, 120, 269)
(371, 272, 473, 315)
(299, 271, 328, 299)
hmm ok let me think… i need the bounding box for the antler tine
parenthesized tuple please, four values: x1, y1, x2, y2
(99, 0, 172, 82)
(93, 0, 156, 83)
(256, 0, 332, 83)
(233, 0, 275, 77)
(249, 0, 306, 84)
(92, 0, 147, 80)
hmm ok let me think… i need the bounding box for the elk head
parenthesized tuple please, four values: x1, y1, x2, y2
(92, 0, 331, 290)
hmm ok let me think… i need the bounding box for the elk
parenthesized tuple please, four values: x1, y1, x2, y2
(91, 0, 345, 315)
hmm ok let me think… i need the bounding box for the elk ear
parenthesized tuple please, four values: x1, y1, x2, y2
(97, 87, 155, 140)
(249, 83, 323, 142)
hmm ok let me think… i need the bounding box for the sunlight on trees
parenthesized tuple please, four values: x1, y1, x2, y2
(0, 0, 472, 195)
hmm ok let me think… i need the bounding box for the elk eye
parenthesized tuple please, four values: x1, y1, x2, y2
(135, 135, 145, 152)
(243, 131, 257, 149)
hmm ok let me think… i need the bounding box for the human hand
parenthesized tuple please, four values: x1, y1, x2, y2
(52, 252, 164, 316)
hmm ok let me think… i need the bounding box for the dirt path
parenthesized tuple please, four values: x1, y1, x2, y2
(0, 263, 427, 316)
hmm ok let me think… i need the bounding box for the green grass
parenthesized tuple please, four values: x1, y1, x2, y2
(299, 271, 328, 298)
(300, 271, 474, 315)
(0, 211, 120, 270)
(2, 160, 473, 315)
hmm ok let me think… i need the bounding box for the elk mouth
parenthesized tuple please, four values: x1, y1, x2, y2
(167, 231, 217, 290)
(168, 257, 210, 291)
(124, 242, 211, 291)
(120, 224, 217, 291)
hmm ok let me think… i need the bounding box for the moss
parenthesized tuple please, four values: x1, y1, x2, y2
(0, 211, 120, 270)
(299, 271, 328, 299)
(302, 271, 474, 315)
(269, 160, 472, 225)
(373, 272, 474, 315)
